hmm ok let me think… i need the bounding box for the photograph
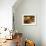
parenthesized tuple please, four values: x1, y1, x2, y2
(0, 0, 45, 46)
(22, 15, 36, 25)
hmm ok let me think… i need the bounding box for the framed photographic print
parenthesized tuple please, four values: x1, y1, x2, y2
(22, 15, 36, 25)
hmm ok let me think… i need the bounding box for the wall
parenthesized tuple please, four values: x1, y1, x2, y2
(0, 0, 16, 30)
(13, 0, 41, 46)
(40, 0, 46, 46)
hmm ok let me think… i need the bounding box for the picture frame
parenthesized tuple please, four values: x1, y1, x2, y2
(22, 15, 36, 25)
